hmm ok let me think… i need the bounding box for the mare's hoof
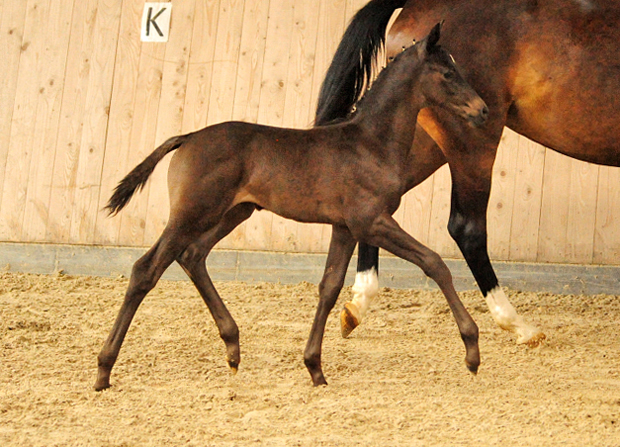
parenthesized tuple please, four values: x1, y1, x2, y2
(340, 302, 360, 338)
(518, 331, 546, 348)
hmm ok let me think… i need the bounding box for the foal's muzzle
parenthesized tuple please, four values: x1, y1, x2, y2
(464, 100, 489, 128)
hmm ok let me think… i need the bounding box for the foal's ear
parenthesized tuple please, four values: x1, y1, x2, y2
(427, 21, 443, 49)
(416, 21, 443, 57)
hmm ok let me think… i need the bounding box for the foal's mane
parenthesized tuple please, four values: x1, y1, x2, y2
(322, 42, 430, 125)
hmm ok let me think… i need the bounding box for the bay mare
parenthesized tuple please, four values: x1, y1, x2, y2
(94, 25, 488, 391)
(316, 0, 620, 344)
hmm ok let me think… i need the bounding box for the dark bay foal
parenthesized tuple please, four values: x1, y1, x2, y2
(95, 24, 488, 391)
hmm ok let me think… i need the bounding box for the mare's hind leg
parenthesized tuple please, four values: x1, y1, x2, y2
(95, 227, 199, 391)
(361, 214, 480, 373)
(305, 226, 357, 386)
(340, 243, 379, 338)
(176, 203, 256, 374)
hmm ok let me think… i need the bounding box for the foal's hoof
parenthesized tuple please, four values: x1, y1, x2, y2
(228, 360, 239, 375)
(340, 302, 360, 338)
(94, 377, 111, 392)
(466, 361, 479, 375)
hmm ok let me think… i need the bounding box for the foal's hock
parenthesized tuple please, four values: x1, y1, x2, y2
(95, 23, 488, 391)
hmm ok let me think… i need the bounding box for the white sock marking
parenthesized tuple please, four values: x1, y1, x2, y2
(485, 286, 544, 344)
(350, 268, 379, 320)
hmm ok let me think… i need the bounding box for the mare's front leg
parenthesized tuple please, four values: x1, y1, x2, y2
(305, 225, 357, 386)
(361, 214, 480, 373)
(413, 95, 545, 346)
(445, 144, 545, 347)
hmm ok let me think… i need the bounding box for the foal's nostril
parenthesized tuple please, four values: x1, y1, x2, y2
(466, 102, 489, 128)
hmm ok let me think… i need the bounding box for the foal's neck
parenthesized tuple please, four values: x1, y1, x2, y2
(350, 53, 425, 157)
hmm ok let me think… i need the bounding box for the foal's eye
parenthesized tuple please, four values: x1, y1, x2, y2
(444, 70, 455, 80)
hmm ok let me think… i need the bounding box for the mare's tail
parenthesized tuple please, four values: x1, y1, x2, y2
(315, 0, 406, 125)
(105, 135, 189, 216)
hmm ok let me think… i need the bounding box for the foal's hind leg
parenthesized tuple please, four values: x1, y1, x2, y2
(176, 203, 255, 374)
(361, 214, 480, 373)
(304, 226, 357, 386)
(95, 227, 199, 391)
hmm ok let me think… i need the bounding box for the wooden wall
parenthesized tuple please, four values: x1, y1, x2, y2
(1, 0, 619, 265)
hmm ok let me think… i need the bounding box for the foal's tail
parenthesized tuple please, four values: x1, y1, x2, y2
(315, 0, 406, 125)
(105, 135, 189, 216)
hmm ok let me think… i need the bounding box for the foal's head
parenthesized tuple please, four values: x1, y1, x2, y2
(411, 23, 489, 127)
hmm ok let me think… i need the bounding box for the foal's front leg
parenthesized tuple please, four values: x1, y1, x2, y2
(362, 214, 480, 373)
(304, 225, 357, 386)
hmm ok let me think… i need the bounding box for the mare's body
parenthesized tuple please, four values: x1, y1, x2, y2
(317, 0, 620, 343)
(94, 26, 487, 391)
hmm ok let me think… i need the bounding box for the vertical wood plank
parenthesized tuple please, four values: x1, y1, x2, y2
(45, 0, 98, 242)
(44, 0, 122, 244)
(0, 0, 28, 219)
(594, 165, 620, 264)
(0, 0, 75, 241)
(281, 1, 320, 130)
(230, 0, 269, 124)
(205, 0, 245, 125)
(217, 0, 270, 250)
(508, 134, 546, 261)
(256, 0, 293, 127)
(310, 0, 347, 117)
(427, 165, 460, 258)
(564, 161, 598, 263)
(94, 0, 143, 245)
(116, 42, 166, 247)
(398, 176, 435, 249)
(107, 1, 168, 247)
(143, 0, 196, 245)
(181, 0, 221, 133)
(487, 128, 519, 260)
(68, 0, 123, 244)
(24, 0, 82, 242)
(538, 152, 598, 263)
(537, 151, 569, 262)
